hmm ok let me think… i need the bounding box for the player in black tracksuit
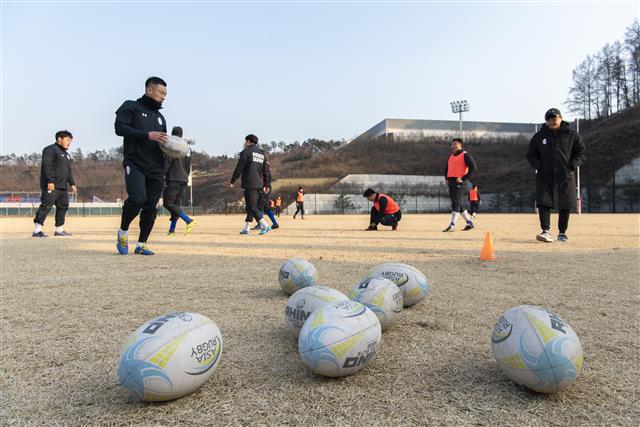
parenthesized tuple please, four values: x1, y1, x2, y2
(114, 77, 169, 255)
(163, 126, 195, 236)
(230, 134, 271, 235)
(32, 130, 77, 238)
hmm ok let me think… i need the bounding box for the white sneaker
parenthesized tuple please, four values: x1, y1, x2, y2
(536, 231, 553, 243)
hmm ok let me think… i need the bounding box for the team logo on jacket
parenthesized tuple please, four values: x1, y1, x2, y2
(158, 117, 163, 125)
(252, 152, 265, 163)
(542, 138, 548, 145)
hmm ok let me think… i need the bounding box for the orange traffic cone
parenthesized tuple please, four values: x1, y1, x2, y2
(480, 232, 496, 261)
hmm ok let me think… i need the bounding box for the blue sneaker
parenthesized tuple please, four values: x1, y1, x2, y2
(117, 232, 128, 255)
(134, 244, 154, 255)
(259, 226, 271, 235)
(240, 229, 249, 235)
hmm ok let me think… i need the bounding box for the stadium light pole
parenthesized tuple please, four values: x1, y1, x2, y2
(576, 119, 582, 215)
(186, 139, 196, 209)
(450, 100, 469, 138)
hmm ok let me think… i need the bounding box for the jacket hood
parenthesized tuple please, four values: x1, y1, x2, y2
(541, 121, 572, 134)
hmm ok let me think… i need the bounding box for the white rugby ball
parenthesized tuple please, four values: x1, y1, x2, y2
(160, 135, 190, 159)
(367, 263, 429, 306)
(298, 300, 382, 377)
(349, 277, 403, 331)
(285, 286, 349, 338)
(491, 305, 584, 393)
(279, 258, 318, 295)
(118, 312, 223, 401)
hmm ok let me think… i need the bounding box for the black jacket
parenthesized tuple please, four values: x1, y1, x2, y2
(527, 121, 586, 209)
(230, 144, 269, 189)
(165, 153, 191, 183)
(40, 143, 75, 190)
(115, 95, 167, 174)
(444, 150, 476, 182)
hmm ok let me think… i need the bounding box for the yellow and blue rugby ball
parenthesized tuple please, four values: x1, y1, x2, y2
(298, 300, 381, 377)
(491, 305, 583, 393)
(117, 312, 223, 401)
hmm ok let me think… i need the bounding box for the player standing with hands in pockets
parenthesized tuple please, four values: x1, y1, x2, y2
(230, 134, 272, 235)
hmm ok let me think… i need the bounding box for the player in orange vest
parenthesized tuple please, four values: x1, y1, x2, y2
(274, 195, 282, 217)
(443, 138, 477, 232)
(293, 187, 305, 219)
(468, 184, 480, 218)
(363, 188, 402, 231)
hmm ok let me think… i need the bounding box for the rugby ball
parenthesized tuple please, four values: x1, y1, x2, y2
(279, 258, 318, 295)
(366, 263, 429, 306)
(285, 286, 349, 338)
(118, 312, 223, 401)
(298, 300, 382, 377)
(349, 277, 403, 331)
(491, 305, 584, 393)
(160, 135, 190, 159)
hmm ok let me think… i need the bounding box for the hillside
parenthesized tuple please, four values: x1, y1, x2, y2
(2, 105, 638, 211)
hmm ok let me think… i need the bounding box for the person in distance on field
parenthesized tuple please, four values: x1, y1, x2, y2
(114, 76, 169, 255)
(32, 130, 77, 238)
(468, 184, 480, 218)
(526, 108, 586, 243)
(163, 126, 195, 236)
(230, 134, 271, 235)
(293, 187, 305, 219)
(363, 188, 402, 231)
(443, 138, 476, 232)
(252, 161, 279, 230)
(274, 194, 282, 217)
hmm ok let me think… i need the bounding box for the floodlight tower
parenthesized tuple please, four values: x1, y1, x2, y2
(450, 100, 470, 138)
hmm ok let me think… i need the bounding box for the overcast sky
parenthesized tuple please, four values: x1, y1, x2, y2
(1, 1, 637, 156)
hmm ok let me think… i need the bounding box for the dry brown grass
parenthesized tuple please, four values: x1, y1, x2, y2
(1, 214, 639, 426)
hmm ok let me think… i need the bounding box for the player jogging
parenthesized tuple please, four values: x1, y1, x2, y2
(114, 76, 169, 255)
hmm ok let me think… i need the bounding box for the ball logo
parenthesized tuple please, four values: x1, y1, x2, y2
(377, 271, 409, 286)
(286, 299, 312, 324)
(177, 313, 192, 322)
(143, 312, 190, 335)
(548, 311, 566, 334)
(342, 340, 379, 368)
(542, 138, 548, 145)
(158, 117, 163, 125)
(392, 290, 403, 306)
(186, 336, 221, 376)
(491, 315, 512, 343)
(358, 279, 372, 289)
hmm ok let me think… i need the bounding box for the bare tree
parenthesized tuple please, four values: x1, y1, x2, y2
(624, 18, 640, 105)
(567, 55, 598, 119)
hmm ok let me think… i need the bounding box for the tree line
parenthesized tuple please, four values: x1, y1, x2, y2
(566, 19, 640, 119)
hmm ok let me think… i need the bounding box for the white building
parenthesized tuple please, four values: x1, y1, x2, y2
(352, 118, 538, 143)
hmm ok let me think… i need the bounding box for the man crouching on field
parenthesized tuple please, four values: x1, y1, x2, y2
(363, 188, 402, 231)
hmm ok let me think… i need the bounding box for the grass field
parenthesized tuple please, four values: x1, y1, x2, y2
(1, 213, 639, 425)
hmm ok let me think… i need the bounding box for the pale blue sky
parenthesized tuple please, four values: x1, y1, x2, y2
(1, 1, 638, 155)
